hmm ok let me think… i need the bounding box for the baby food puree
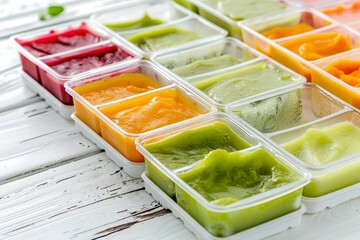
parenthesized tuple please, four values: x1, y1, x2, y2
(231, 90, 302, 133)
(127, 27, 200, 52)
(171, 55, 243, 77)
(47, 45, 132, 76)
(200, 0, 286, 20)
(192, 61, 296, 105)
(282, 121, 360, 197)
(99, 88, 207, 162)
(176, 149, 302, 237)
(19, 23, 103, 57)
(323, 59, 360, 87)
(323, 2, 360, 23)
(279, 32, 352, 61)
(262, 23, 315, 40)
(74, 73, 161, 105)
(143, 121, 252, 197)
(104, 13, 163, 31)
(72, 73, 161, 135)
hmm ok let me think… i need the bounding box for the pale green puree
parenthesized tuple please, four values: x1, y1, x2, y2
(172, 55, 243, 77)
(283, 122, 360, 167)
(127, 27, 200, 52)
(104, 13, 163, 31)
(282, 122, 360, 197)
(192, 61, 295, 104)
(201, 0, 286, 20)
(232, 90, 302, 133)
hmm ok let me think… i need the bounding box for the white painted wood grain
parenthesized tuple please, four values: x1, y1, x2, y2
(0, 100, 100, 182)
(0, 69, 40, 112)
(0, 153, 173, 240)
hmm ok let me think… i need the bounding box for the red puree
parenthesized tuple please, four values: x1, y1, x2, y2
(47, 45, 132, 76)
(19, 23, 103, 57)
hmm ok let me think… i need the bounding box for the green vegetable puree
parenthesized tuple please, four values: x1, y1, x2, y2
(127, 27, 200, 52)
(193, 61, 295, 104)
(232, 90, 302, 133)
(172, 55, 243, 77)
(201, 0, 286, 20)
(104, 13, 163, 31)
(144, 121, 251, 170)
(177, 149, 299, 206)
(283, 122, 360, 167)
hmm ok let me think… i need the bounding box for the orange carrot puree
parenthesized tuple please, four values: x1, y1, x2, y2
(280, 32, 352, 61)
(262, 23, 314, 40)
(323, 2, 360, 23)
(324, 59, 360, 87)
(110, 95, 201, 134)
(74, 73, 161, 105)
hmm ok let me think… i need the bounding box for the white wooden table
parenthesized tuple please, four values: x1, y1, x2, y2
(1, 1, 360, 239)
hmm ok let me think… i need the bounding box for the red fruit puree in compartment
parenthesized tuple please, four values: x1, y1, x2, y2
(47, 45, 132, 76)
(40, 44, 134, 105)
(18, 22, 103, 57)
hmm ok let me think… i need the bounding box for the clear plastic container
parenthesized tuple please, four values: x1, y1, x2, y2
(173, 0, 198, 12)
(186, 57, 306, 110)
(143, 172, 306, 240)
(65, 60, 177, 135)
(269, 109, 360, 206)
(117, 16, 227, 59)
(137, 122, 310, 237)
(189, 0, 296, 38)
(241, 22, 360, 81)
(97, 85, 217, 163)
(318, 0, 360, 24)
(136, 113, 260, 198)
(240, 8, 334, 50)
(311, 48, 360, 109)
(151, 37, 262, 80)
(227, 83, 347, 134)
(38, 39, 141, 105)
(91, 0, 193, 34)
(10, 21, 111, 82)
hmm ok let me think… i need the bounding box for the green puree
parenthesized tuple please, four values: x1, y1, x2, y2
(127, 27, 200, 52)
(193, 61, 295, 104)
(104, 13, 163, 31)
(177, 149, 299, 206)
(201, 0, 286, 20)
(145, 121, 251, 170)
(283, 122, 360, 167)
(172, 55, 243, 77)
(232, 90, 302, 133)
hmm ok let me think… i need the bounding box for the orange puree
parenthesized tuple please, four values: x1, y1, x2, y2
(110, 96, 201, 134)
(280, 32, 352, 61)
(262, 23, 314, 40)
(323, 2, 360, 23)
(74, 73, 160, 105)
(324, 59, 360, 87)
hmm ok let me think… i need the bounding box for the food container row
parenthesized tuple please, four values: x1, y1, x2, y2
(11, 21, 142, 105)
(11, 0, 227, 106)
(136, 82, 360, 237)
(237, 2, 360, 109)
(90, 0, 227, 58)
(65, 60, 217, 165)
